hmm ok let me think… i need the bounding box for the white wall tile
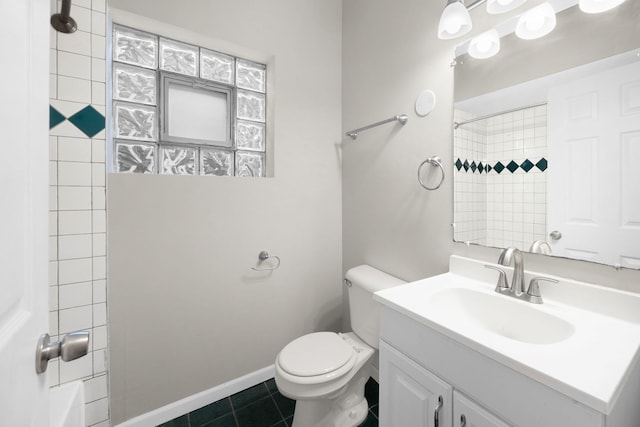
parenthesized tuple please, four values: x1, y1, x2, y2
(48, 359, 60, 387)
(91, 11, 106, 36)
(58, 161, 92, 186)
(93, 303, 107, 327)
(50, 136, 58, 161)
(59, 281, 93, 309)
(58, 186, 92, 210)
(92, 81, 106, 105)
(93, 349, 106, 375)
(49, 236, 58, 261)
(92, 0, 106, 13)
(71, 7, 92, 33)
(59, 306, 93, 334)
(59, 210, 92, 235)
(92, 210, 106, 233)
(93, 280, 106, 304)
(49, 212, 58, 236)
(49, 261, 59, 286)
(50, 286, 59, 311)
(49, 311, 59, 336)
(92, 139, 105, 163)
(57, 31, 92, 56)
(91, 325, 107, 351)
(57, 76, 92, 103)
(59, 258, 92, 284)
(92, 233, 106, 257)
(58, 136, 92, 162)
(59, 350, 93, 382)
(85, 397, 109, 425)
(72, 0, 92, 8)
(50, 74, 57, 99)
(84, 375, 108, 403)
(57, 51, 91, 80)
(91, 58, 106, 83)
(49, 161, 58, 185)
(50, 119, 87, 139)
(50, 186, 58, 211)
(92, 163, 105, 186)
(91, 34, 106, 59)
(92, 187, 105, 210)
(92, 256, 106, 280)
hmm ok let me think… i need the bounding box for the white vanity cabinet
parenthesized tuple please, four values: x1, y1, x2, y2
(378, 306, 607, 427)
(380, 340, 508, 427)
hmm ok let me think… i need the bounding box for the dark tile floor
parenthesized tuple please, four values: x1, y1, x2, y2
(158, 377, 379, 427)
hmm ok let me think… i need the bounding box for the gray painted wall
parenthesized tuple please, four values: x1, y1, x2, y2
(107, 0, 342, 423)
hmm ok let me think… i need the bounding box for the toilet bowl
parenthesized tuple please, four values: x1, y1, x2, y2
(275, 265, 405, 427)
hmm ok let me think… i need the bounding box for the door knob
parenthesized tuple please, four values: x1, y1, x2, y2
(35, 331, 89, 374)
(549, 230, 562, 240)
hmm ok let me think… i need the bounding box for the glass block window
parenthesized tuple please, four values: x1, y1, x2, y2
(111, 24, 267, 177)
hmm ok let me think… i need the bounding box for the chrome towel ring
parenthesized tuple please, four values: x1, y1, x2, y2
(417, 156, 445, 191)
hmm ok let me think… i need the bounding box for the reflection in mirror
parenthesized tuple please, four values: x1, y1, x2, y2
(453, 1, 640, 269)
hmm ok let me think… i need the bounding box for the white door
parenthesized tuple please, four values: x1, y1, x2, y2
(453, 391, 511, 427)
(0, 0, 51, 425)
(547, 59, 640, 268)
(379, 341, 452, 427)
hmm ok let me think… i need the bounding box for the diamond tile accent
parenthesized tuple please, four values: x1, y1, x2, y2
(50, 106, 66, 129)
(520, 159, 534, 172)
(536, 157, 548, 172)
(506, 160, 519, 173)
(67, 105, 105, 138)
(463, 160, 469, 172)
(494, 161, 505, 174)
(455, 158, 462, 171)
(486, 164, 492, 173)
(470, 161, 477, 173)
(478, 162, 484, 174)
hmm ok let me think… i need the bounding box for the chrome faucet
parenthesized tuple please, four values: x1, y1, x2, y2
(485, 247, 558, 304)
(497, 247, 525, 295)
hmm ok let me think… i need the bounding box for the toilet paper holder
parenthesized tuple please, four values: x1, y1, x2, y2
(251, 250, 281, 271)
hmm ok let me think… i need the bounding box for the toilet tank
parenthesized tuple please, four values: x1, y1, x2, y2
(346, 265, 406, 348)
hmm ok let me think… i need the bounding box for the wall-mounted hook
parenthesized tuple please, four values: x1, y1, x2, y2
(251, 251, 281, 271)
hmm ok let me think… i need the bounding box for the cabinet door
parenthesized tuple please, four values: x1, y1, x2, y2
(380, 340, 452, 427)
(454, 391, 511, 427)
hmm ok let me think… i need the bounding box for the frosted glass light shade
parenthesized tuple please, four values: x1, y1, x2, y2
(579, 0, 626, 13)
(487, 0, 527, 14)
(516, 3, 556, 40)
(469, 30, 501, 59)
(438, 0, 472, 40)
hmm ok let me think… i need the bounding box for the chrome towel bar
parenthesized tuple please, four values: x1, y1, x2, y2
(251, 250, 281, 271)
(345, 114, 408, 140)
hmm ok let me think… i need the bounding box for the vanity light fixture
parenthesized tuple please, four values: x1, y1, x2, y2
(579, 0, 626, 13)
(438, 0, 473, 40)
(487, 0, 527, 14)
(515, 2, 557, 40)
(468, 29, 501, 58)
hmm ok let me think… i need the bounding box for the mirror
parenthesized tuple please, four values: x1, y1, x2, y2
(453, 1, 640, 269)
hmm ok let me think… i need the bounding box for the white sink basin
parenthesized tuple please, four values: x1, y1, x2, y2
(425, 287, 575, 345)
(374, 255, 640, 414)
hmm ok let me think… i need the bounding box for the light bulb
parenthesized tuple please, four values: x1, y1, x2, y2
(468, 29, 500, 59)
(498, 0, 511, 5)
(487, 0, 527, 14)
(516, 2, 556, 40)
(438, 0, 472, 40)
(579, 0, 626, 13)
(445, 20, 463, 35)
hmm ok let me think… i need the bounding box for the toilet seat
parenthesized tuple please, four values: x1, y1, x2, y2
(278, 332, 357, 379)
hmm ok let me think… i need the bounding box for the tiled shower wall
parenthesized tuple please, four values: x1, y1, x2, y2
(48, 0, 109, 426)
(454, 105, 548, 251)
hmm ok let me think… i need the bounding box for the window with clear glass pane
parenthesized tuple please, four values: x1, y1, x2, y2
(111, 24, 268, 177)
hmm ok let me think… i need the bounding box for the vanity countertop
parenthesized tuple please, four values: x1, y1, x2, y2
(374, 255, 640, 414)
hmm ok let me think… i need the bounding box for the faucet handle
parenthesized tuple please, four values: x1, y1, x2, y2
(484, 265, 509, 293)
(525, 277, 559, 304)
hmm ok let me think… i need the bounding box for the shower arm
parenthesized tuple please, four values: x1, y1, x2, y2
(51, 0, 77, 34)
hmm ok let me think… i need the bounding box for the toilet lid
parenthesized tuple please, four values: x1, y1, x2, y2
(278, 332, 355, 377)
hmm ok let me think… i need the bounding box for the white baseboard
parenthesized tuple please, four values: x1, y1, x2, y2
(115, 365, 275, 427)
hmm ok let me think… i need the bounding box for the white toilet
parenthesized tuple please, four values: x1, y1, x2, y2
(275, 265, 405, 427)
